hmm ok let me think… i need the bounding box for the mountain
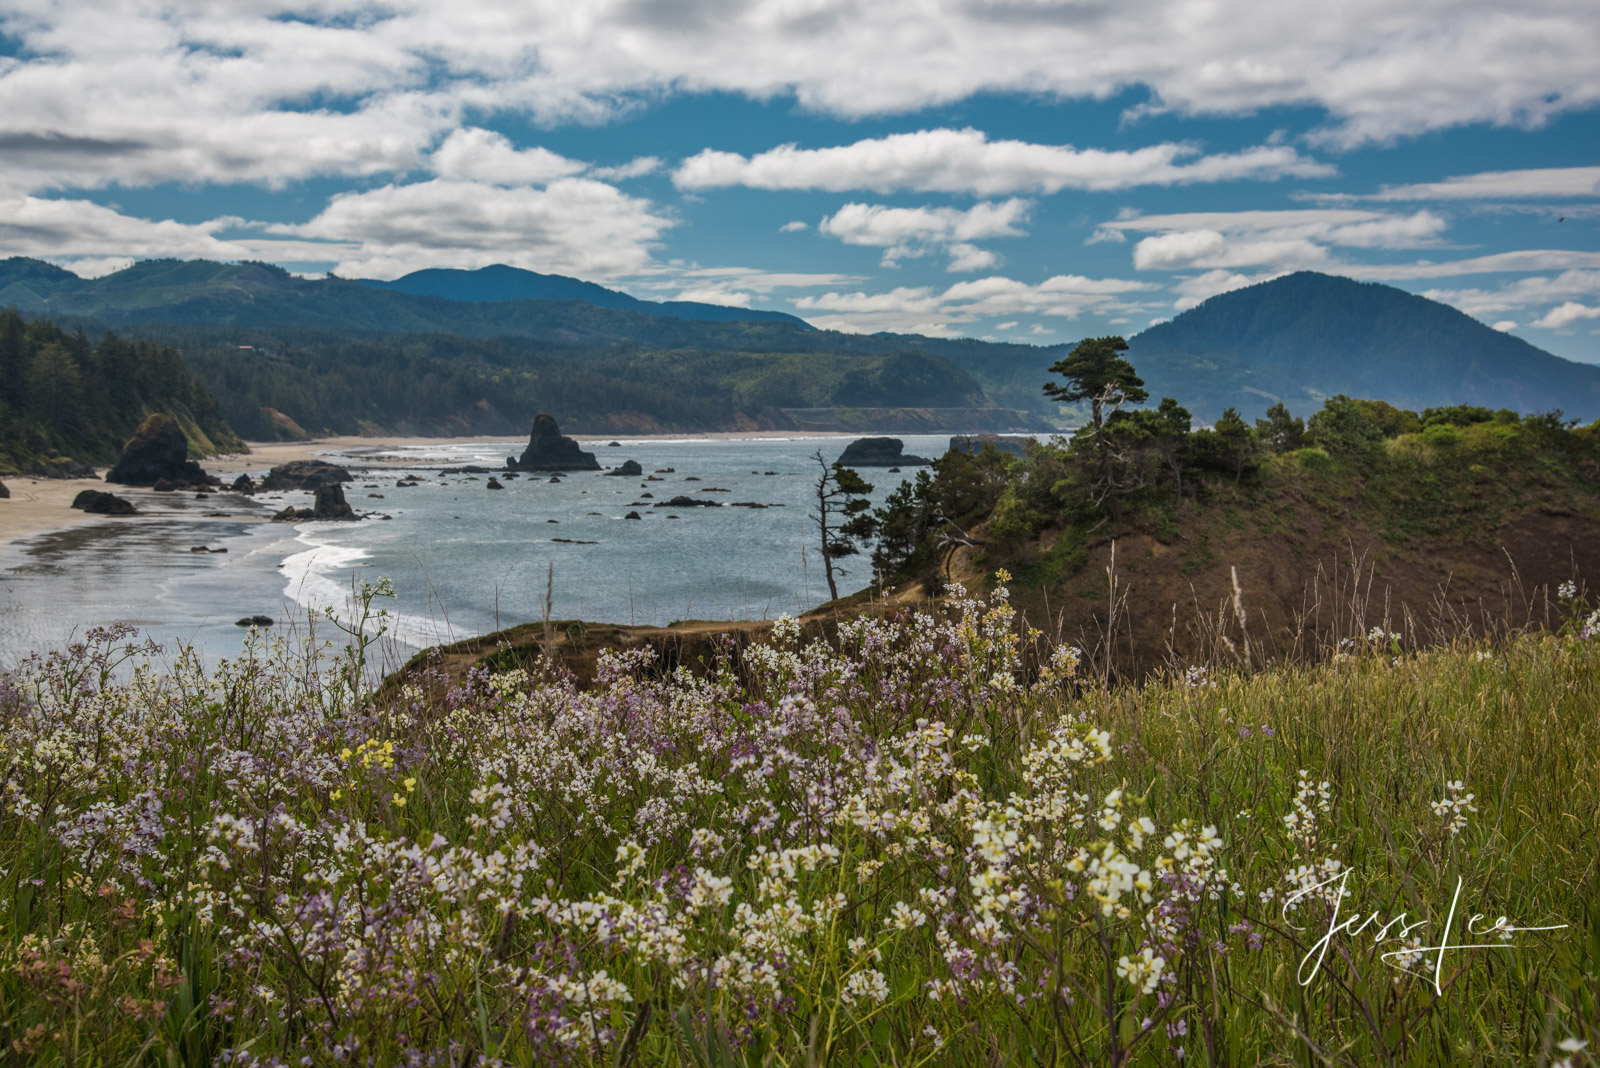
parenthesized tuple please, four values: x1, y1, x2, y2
(1130, 272, 1600, 421)
(0, 257, 1065, 425)
(355, 264, 811, 327)
(0, 258, 814, 338)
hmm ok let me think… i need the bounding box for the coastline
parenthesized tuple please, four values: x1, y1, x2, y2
(0, 430, 881, 548)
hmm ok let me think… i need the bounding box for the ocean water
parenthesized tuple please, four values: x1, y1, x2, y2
(0, 435, 968, 669)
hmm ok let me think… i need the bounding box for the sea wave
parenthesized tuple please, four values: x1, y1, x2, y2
(279, 526, 471, 651)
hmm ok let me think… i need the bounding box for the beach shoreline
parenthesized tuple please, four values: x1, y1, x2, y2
(0, 429, 903, 547)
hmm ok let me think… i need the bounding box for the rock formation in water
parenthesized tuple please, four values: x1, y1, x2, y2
(105, 414, 218, 488)
(837, 437, 932, 467)
(261, 460, 353, 491)
(510, 414, 599, 471)
(71, 489, 139, 515)
(604, 459, 644, 477)
(0, 479, 7, 499)
(270, 482, 360, 522)
(230, 474, 257, 494)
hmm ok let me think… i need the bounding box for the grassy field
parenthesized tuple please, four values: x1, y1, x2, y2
(0, 580, 1595, 1065)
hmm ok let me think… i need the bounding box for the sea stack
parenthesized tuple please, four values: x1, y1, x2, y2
(105, 413, 219, 488)
(511, 414, 599, 471)
(261, 460, 353, 491)
(837, 437, 932, 467)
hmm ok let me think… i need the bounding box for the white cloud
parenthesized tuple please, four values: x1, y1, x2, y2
(0, 194, 256, 265)
(817, 199, 1030, 270)
(278, 178, 674, 280)
(1366, 167, 1600, 200)
(1492, 320, 1519, 331)
(1532, 302, 1600, 330)
(674, 129, 1330, 195)
(1, 0, 1596, 203)
(590, 156, 663, 181)
(1351, 251, 1600, 280)
(1170, 269, 1286, 310)
(791, 272, 1154, 334)
(778, 221, 808, 233)
(1103, 208, 1449, 273)
(428, 128, 586, 185)
(672, 286, 754, 308)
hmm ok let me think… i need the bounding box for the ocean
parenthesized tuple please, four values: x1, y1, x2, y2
(0, 434, 970, 670)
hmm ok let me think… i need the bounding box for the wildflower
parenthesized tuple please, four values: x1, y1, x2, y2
(1116, 948, 1166, 995)
(1430, 780, 1476, 836)
(1557, 580, 1577, 601)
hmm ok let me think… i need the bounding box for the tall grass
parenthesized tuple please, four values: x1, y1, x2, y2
(0, 580, 1595, 1066)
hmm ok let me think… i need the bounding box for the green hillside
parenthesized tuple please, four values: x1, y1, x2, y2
(0, 310, 244, 474)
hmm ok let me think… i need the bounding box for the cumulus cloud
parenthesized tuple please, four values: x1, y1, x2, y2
(1492, 320, 1519, 331)
(0, 194, 259, 266)
(778, 221, 808, 233)
(277, 179, 674, 280)
(0, 0, 1596, 202)
(675, 129, 1330, 195)
(1531, 302, 1600, 330)
(817, 199, 1030, 270)
(427, 128, 586, 185)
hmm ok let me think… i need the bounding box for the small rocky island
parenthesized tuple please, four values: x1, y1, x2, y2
(837, 437, 932, 467)
(261, 460, 353, 491)
(508, 414, 600, 472)
(104, 413, 220, 489)
(271, 483, 360, 522)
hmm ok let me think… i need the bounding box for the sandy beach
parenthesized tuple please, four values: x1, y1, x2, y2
(0, 430, 868, 546)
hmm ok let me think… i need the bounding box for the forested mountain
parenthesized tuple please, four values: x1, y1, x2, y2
(173, 329, 997, 439)
(1130, 272, 1600, 421)
(8, 259, 1599, 438)
(355, 264, 810, 327)
(0, 310, 243, 474)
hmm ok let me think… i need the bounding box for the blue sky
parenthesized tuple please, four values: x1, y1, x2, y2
(1, 1, 1597, 361)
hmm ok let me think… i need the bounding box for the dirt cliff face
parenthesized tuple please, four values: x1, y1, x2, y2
(952, 488, 1600, 679)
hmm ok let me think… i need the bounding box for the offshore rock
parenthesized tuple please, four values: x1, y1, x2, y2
(230, 474, 257, 494)
(0, 479, 7, 499)
(71, 489, 138, 515)
(511, 414, 599, 471)
(604, 460, 644, 477)
(271, 483, 360, 522)
(261, 460, 353, 491)
(106, 414, 218, 487)
(837, 437, 931, 467)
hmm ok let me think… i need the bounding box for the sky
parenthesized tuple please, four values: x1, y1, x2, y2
(1, 0, 1598, 362)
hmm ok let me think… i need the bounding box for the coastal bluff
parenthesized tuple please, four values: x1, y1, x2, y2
(508, 414, 599, 472)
